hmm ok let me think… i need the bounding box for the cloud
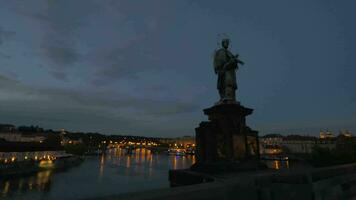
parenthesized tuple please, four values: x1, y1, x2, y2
(0, 51, 11, 59)
(12, 0, 168, 84)
(33, 86, 200, 117)
(39, 37, 81, 81)
(48, 70, 68, 81)
(88, 36, 161, 85)
(0, 74, 200, 135)
(0, 74, 18, 86)
(0, 26, 15, 45)
(12, 0, 92, 80)
(41, 44, 81, 68)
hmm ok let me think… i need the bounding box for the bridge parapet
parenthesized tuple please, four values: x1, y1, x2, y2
(91, 163, 356, 200)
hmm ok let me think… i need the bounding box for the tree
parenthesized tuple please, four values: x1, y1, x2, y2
(43, 133, 62, 148)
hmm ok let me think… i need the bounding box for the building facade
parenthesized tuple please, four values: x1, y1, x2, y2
(259, 133, 348, 154)
(0, 132, 45, 143)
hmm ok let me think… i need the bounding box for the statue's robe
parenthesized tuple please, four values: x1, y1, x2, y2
(214, 48, 237, 100)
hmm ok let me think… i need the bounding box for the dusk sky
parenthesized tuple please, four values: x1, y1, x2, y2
(0, 0, 355, 137)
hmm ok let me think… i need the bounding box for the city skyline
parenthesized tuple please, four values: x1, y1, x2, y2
(0, 0, 355, 137)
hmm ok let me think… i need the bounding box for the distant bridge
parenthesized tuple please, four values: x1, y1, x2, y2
(106, 144, 169, 153)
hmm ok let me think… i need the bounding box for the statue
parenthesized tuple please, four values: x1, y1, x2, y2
(169, 38, 261, 184)
(214, 38, 244, 103)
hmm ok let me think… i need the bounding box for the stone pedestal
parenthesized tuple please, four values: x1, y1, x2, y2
(191, 103, 261, 173)
(169, 103, 264, 187)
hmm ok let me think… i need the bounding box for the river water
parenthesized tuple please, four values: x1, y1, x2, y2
(0, 148, 291, 200)
(0, 148, 195, 200)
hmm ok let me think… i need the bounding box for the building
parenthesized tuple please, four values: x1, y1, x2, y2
(0, 150, 66, 162)
(260, 133, 339, 154)
(0, 132, 45, 143)
(58, 129, 84, 145)
(0, 124, 46, 143)
(171, 136, 195, 148)
(320, 130, 335, 139)
(339, 130, 352, 138)
(260, 134, 284, 146)
(260, 134, 284, 154)
(282, 135, 317, 154)
(0, 124, 16, 132)
(260, 145, 283, 154)
(316, 137, 336, 150)
(0, 140, 65, 163)
(61, 137, 83, 145)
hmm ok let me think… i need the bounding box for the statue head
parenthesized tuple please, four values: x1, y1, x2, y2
(221, 38, 230, 49)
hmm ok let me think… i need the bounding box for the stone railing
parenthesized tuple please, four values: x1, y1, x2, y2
(90, 163, 356, 200)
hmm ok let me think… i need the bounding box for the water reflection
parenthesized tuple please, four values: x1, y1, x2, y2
(0, 148, 196, 200)
(99, 153, 105, 178)
(263, 160, 290, 170)
(1, 170, 52, 198)
(274, 160, 279, 170)
(1, 149, 298, 199)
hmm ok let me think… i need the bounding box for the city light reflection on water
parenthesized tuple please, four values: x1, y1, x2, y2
(0, 148, 195, 200)
(263, 160, 290, 170)
(1, 170, 52, 198)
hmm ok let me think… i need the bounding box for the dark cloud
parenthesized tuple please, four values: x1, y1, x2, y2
(89, 38, 161, 85)
(0, 26, 15, 45)
(0, 74, 14, 83)
(0, 74, 199, 135)
(13, 0, 168, 84)
(35, 87, 199, 117)
(12, 0, 93, 80)
(41, 44, 80, 66)
(0, 51, 11, 59)
(48, 70, 68, 81)
(0, 74, 20, 88)
(0, 98, 142, 134)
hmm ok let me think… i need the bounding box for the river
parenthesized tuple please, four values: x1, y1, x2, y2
(0, 148, 195, 200)
(0, 148, 293, 200)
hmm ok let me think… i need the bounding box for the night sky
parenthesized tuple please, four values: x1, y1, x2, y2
(0, 1, 355, 137)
